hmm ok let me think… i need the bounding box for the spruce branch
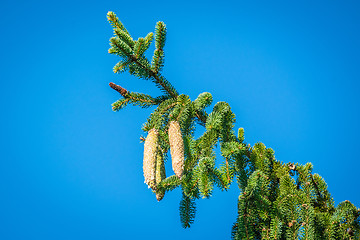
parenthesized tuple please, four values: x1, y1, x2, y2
(310, 173, 323, 201)
(106, 13, 360, 239)
(107, 11, 130, 36)
(108, 34, 177, 97)
(109, 82, 155, 104)
(179, 192, 196, 228)
(112, 98, 129, 111)
(129, 54, 178, 98)
(114, 28, 135, 48)
(194, 110, 207, 125)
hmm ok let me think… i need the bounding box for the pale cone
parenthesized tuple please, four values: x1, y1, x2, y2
(168, 121, 184, 178)
(143, 128, 158, 190)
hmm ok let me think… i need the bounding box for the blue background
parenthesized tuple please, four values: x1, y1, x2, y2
(1, 0, 359, 239)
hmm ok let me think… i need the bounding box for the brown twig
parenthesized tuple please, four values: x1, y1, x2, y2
(310, 174, 323, 201)
(109, 82, 128, 96)
(226, 158, 230, 182)
(109, 82, 156, 104)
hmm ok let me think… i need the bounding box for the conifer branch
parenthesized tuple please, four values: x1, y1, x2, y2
(107, 11, 130, 36)
(180, 193, 196, 228)
(310, 173, 322, 200)
(106, 13, 360, 239)
(242, 199, 250, 240)
(131, 55, 178, 98)
(195, 110, 207, 124)
(110, 37, 178, 98)
(109, 82, 164, 111)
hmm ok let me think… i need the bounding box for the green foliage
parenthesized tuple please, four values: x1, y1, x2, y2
(194, 92, 213, 110)
(179, 193, 196, 228)
(158, 175, 181, 193)
(106, 12, 360, 239)
(106, 12, 177, 99)
(112, 91, 159, 111)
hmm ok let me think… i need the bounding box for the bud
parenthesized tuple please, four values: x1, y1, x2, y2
(168, 121, 184, 178)
(143, 128, 158, 190)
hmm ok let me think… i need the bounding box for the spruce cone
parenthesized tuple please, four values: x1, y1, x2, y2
(155, 148, 166, 201)
(143, 128, 158, 190)
(168, 121, 184, 178)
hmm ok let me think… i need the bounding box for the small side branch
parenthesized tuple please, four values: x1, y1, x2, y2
(130, 55, 178, 98)
(195, 110, 207, 125)
(109, 82, 160, 109)
(310, 174, 322, 200)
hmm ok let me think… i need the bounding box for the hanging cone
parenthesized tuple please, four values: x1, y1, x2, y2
(155, 148, 166, 201)
(143, 128, 158, 190)
(168, 120, 184, 178)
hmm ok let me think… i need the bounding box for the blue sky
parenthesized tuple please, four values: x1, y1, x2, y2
(1, 0, 359, 239)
